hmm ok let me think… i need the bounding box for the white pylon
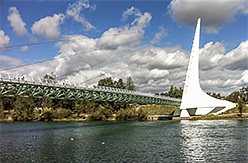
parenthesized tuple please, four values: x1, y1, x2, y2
(180, 18, 236, 117)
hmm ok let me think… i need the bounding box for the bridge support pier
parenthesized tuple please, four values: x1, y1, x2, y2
(180, 109, 190, 117)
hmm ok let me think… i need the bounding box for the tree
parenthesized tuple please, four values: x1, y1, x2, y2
(12, 97, 35, 121)
(237, 99, 244, 116)
(114, 79, 126, 89)
(126, 76, 135, 91)
(160, 85, 183, 99)
(176, 87, 183, 98)
(98, 77, 114, 87)
(96, 77, 133, 111)
(1, 97, 15, 115)
(226, 91, 240, 103)
(0, 98, 4, 119)
(43, 72, 57, 83)
(236, 86, 248, 116)
(240, 86, 248, 104)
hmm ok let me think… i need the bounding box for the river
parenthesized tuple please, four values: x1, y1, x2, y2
(0, 120, 247, 162)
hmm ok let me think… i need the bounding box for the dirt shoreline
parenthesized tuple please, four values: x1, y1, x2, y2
(173, 113, 248, 120)
(1, 113, 248, 122)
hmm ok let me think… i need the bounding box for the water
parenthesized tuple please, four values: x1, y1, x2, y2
(0, 120, 247, 162)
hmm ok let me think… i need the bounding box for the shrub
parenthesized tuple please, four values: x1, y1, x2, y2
(52, 108, 72, 119)
(116, 108, 147, 121)
(91, 105, 112, 121)
(38, 108, 53, 121)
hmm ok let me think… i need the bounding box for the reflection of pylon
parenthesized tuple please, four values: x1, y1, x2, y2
(180, 18, 236, 117)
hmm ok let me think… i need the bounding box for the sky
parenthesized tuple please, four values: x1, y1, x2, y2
(0, 0, 247, 96)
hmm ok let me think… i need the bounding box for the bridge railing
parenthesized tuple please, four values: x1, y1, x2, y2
(0, 73, 181, 102)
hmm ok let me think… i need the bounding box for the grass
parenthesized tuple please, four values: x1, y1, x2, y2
(137, 104, 177, 115)
(190, 113, 248, 120)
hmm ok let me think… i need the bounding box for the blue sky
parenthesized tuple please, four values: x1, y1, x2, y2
(0, 0, 247, 95)
(1, 0, 246, 60)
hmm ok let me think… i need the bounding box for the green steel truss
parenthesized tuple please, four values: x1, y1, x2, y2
(0, 73, 181, 106)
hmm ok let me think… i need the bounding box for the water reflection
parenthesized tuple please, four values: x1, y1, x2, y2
(180, 120, 248, 162)
(0, 120, 247, 162)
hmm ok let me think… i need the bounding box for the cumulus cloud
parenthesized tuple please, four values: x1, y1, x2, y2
(122, 6, 140, 21)
(129, 46, 188, 71)
(95, 7, 152, 49)
(31, 0, 96, 40)
(151, 26, 168, 44)
(31, 14, 65, 40)
(11, 7, 153, 82)
(197, 41, 248, 94)
(20, 45, 29, 52)
(66, 0, 96, 31)
(139, 78, 171, 93)
(3, 6, 247, 96)
(240, 70, 248, 84)
(168, 0, 248, 33)
(5, 38, 246, 96)
(0, 55, 24, 67)
(123, 6, 152, 29)
(7, 7, 28, 36)
(199, 42, 225, 70)
(0, 30, 10, 49)
(221, 40, 248, 70)
(97, 26, 143, 49)
(199, 66, 245, 95)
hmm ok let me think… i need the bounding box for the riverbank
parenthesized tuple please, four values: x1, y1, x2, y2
(42, 113, 248, 121)
(172, 113, 248, 120)
(0, 104, 178, 122)
(1, 103, 247, 122)
(1, 112, 248, 122)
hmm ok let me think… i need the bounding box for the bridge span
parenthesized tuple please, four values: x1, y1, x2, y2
(0, 73, 181, 106)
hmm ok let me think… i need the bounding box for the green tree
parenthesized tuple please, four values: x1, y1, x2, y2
(98, 77, 114, 87)
(114, 79, 126, 89)
(38, 108, 53, 121)
(236, 86, 248, 115)
(226, 91, 240, 103)
(92, 105, 112, 120)
(12, 97, 35, 121)
(126, 76, 135, 91)
(43, 72, 57, 83)
(0, 98, 4, 119)
(240, 86, 248, 104)
(160, 85, 183, 99)
(1, 97, 15, 113)
(96, 77, 133, 112)
(237, 99, 245, 116)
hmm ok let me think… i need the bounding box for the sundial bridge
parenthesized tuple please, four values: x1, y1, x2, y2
(0, 18, 236, 116)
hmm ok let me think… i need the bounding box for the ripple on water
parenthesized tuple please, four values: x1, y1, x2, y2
(0, 120, 247, 162)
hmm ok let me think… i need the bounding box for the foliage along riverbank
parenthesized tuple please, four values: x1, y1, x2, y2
(188, 113, 248, 120)
(0, 99, 178, 122)
(0, 74, 247, 122)
(0, 76, 178, 122)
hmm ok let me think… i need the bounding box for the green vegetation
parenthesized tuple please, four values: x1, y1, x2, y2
(156, 85, 183, 99)
(0, 75, 146, 121)
(188, 86, 248, 120)
(191, 113, 248, 120)
(116, 107, 147, 121)
(225, 86, 248, 116)
(38, 108, 53, 121)
(157, 85, 248, 116)
(0, 72, 247, 121)
(139, 105, 177, 115)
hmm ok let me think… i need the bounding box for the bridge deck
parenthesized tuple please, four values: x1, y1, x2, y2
(0, 73, 181, 106)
